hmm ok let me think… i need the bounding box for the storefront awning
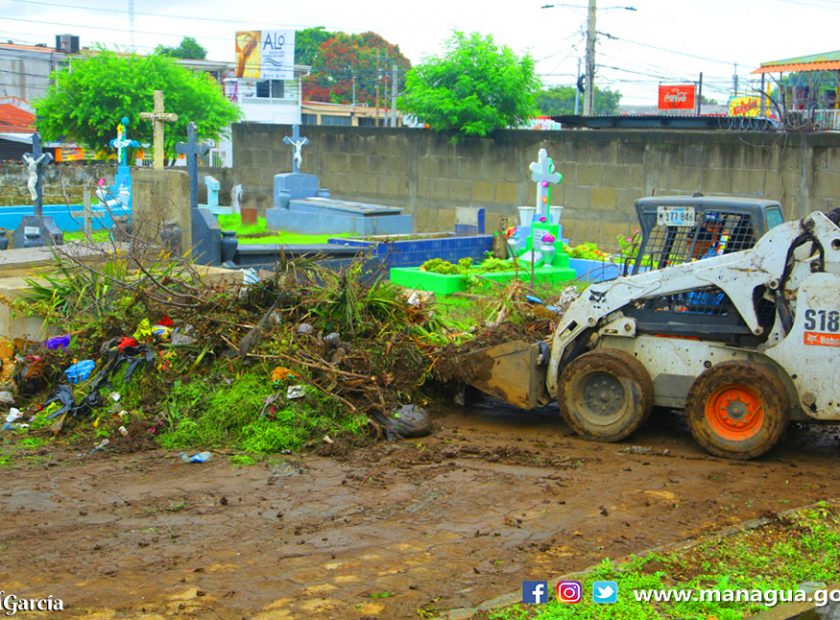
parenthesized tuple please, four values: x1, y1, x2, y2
(753, 50, 840, 74)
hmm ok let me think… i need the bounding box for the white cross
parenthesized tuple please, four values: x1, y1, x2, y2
(529, 148, 562, 217)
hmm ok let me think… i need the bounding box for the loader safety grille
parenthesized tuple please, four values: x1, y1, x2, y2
(633, 211, 757, 274)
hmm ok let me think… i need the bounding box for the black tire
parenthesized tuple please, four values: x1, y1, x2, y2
(686, 361, 789, 460)
(558, 349, 654, 442)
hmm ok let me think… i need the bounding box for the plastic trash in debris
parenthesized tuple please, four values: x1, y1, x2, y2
(180, 451, 213, 463)
(375, 404, 432, 440)
(88, 438, 110, 454)
(2, 407, 23, 430)
(242, 268, 259, 286)
(295, 323, 314, 335)
(0, 390, 15, 406)
(118, 425, 128, 436)
(286, 385, 306, 399)
(116, 336, 139, 352)
(152, 324, 173, 340)
(110, 392, 121, 402)
(64, 360, 95, 384)
(323, 332, 342, 348)
(45, 334, 71, 350)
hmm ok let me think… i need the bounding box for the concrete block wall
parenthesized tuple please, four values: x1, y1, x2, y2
(230, 124, 840, 251)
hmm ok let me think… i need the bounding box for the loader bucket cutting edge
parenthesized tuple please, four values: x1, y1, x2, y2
(456, 340, 549, 410)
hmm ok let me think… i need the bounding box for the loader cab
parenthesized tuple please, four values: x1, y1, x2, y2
(623, 196, 784, 344)
(628, 196, 784, 276)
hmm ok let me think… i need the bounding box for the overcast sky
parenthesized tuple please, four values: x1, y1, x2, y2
(1, 0, 837, 106)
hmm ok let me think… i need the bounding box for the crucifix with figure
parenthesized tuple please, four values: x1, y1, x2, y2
(283, 125, 309, 174)
(529, 148, 562, 218)
(23, 132, 53, 219)
(175, 122, 211, 210)
(139, 90, 178, 169)
(14, 132, 63, 247)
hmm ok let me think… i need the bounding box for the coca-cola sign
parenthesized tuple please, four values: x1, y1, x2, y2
(658, 84, 696, 110)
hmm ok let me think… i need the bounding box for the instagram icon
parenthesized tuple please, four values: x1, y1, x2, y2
(557, 580, 582, 603)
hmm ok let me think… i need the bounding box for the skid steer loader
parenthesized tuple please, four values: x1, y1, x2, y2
(458, 195, 840, 459)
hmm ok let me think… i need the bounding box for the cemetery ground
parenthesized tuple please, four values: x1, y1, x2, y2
(0, 252, 839, 619)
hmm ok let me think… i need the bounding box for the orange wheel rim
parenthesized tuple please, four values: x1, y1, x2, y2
(705, 385, 764, 441)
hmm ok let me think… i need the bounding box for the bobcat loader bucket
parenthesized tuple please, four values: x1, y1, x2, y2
(456, 340, 550, 410)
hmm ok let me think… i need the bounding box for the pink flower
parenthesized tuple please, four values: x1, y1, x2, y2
(539, 216, 547, 222)
(542, 233, 556, 244)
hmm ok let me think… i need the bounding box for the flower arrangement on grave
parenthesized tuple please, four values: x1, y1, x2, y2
(539, 216, 547, 223)
(541, 232, 556, 246)
(505, 226, 518, 238)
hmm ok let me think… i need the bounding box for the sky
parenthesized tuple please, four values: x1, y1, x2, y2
(1, 0, 838, 106)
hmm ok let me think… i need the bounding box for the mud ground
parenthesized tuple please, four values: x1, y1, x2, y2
(2, 402, 839, 619)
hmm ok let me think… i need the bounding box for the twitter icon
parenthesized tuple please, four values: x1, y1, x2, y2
(592, 581, 618, 604)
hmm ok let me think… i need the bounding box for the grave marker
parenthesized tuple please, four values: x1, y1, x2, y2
(283, 125, 309, 174)
(528, 148, 562, 218)
(175, 122, 220, 265)
(139, 90, 178, 170)
(13, 133, 63, 248)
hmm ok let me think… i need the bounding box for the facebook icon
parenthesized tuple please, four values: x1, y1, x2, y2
(522, 581, 549, 604)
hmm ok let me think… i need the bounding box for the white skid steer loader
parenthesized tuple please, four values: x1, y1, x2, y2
(457, 196, 840, 459)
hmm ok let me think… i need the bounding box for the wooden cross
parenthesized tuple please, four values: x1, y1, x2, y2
(139, 90, 178, 169)
(175, 122, 210, 210)
(282, 124, 309, 174)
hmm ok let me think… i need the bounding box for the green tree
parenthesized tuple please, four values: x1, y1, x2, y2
(295, 27, 334, 66)
(398, 31, 540, 141)
(35, 50, 241, 162)
(537, 85, 621, 115)
(154, 36, 207, 60)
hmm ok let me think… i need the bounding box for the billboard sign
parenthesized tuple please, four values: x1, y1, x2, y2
(658, 84, 695, 110)
(235, 30, 295, 80)
(728, 96, 761, 117)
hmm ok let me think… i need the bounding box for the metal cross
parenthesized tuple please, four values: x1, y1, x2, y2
(175, 122, 211, 210)
(22, 132, 53, 222)
(139, 90, 178, 169)
(282, 124, 309, 174)
(529, 148, 562, 217)
(109, 116, 139, 166)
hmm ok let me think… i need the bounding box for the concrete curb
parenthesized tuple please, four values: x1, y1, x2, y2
(439, 498, 840, 620)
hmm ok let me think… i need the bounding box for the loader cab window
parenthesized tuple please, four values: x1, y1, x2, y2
(766, 207, 784, 229)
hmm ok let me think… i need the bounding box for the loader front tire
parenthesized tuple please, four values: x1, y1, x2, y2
(686, 362, 788, 460)
(558, 349, 654, 442)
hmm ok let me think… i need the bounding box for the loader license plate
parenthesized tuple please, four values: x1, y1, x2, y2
(657, 206, 696, 227)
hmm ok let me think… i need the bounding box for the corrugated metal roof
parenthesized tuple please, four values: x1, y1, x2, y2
(753, 50, 840, 73)
(0, 104, 35, 133)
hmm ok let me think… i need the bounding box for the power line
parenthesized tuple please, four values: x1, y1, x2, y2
(5, 0, 317, 28)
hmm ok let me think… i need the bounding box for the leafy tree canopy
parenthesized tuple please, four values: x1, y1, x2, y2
(154, 36, 207, 60)
(303, 31, 410, 107)
(295, 27, 334, 66)
(398, 31, 541, 141)
(35, 50, 242, 161)
(536, 85, 621, 116)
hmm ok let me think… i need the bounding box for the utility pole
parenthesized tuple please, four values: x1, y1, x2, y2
(733, 63, 739, 97)
(584, 0, 597, 116)
(375, 50, 381, 128)
(390, 63, 398, 127)
(696, 72, 703, 115)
